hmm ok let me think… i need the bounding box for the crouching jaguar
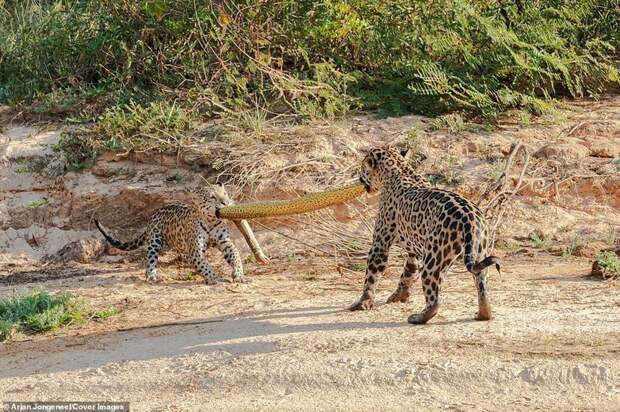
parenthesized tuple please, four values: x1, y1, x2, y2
(95, 184, 268, 284)
(350, 146, 500, 324)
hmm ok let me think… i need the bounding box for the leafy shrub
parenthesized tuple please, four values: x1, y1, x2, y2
(594, 251, 620, 276)
(51, 129, 99, 172)
(0, 289, 118, 341)
(0, 0, 617, 130)
(0, 290, 87, 340)
(95, 100, 197, 152)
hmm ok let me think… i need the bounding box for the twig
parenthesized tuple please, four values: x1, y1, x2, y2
(116, 318, 224, 332)
(253, 220, 332, 256)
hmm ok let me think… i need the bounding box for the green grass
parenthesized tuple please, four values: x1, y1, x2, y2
(530, 233, 552, 250)
(27, 198, 48, 209)
(349, 261, 367, 272)
(486, 160, 506, 182)
(0, 290, 120, 341)
(14, 162, 31, 174)
(429, 155, 465, 187)
(561, 236, 584, 257)
(0, 290, 88, 341)
(430, 113, 468, 134)
(51, 130, 98, 173)
(93, 307, 121, 321)
(594, 251, 620, 276)
(95, 100, 197, 153)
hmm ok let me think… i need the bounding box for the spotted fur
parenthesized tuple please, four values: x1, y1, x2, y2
(95, 184, 249, 284)
(350, 146, 500, 324)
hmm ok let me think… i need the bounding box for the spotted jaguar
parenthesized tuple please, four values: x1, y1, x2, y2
(95, 184, 268, 284)
(350, 146, 500, 324)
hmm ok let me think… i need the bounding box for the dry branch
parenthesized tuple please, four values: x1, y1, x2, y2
(477, 142, 530, 247)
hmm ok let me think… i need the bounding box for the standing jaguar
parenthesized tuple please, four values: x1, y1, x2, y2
(350, 146, 500, 324)
(95, 184, 268, 284)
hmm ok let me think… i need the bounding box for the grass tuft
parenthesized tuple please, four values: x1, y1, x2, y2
(0, 290, 87, 340)
(93, 307, 121, 321)
(530, 233, 552, 250)
(594, 251, 620, 277)
(0, 290, 118, 341)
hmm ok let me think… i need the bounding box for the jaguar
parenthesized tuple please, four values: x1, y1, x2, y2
(349, 146, 500, 324)
(95, 184, 268, 284)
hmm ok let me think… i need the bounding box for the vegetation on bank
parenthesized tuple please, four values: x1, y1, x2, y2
(0, 289, 119, 341)
(0, 0, 618, 152)
(594, 251, 620, 279)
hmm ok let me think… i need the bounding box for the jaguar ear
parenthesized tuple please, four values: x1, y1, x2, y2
(399, 147, 409, 158)
(368, 149, 384, 164)
(365, 154, 377, 169)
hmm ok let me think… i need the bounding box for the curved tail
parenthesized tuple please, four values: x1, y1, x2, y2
(95, 220, 146, 251)
(463, 226, 501, 275)
(465, 255, 501, 275)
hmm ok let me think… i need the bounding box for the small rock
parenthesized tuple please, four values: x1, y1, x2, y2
(42, 237, 107, 263)
(91, 165, 114, 178)
(580, 137, 620, 158)
(534, 141, 589, 160)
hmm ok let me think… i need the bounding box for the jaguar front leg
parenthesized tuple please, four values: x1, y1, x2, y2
(349, 226, 394, 311)
(192, 231, 220, 285)
(213, 226, 248, 284)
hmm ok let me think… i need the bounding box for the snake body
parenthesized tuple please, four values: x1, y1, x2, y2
(217, 183, 365, 220)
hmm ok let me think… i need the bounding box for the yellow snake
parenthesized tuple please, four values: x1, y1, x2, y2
(217, 183, 366, 220)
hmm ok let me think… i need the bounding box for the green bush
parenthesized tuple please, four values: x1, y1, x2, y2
(0, 0, 617, 128)
(0, 289, 118, 341)
(0, 290, 88, 340)
(95, 100, 197, 152)
(595, 251, 620, 276)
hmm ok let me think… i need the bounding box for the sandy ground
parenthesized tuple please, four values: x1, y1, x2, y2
(0, 254, 619, 411)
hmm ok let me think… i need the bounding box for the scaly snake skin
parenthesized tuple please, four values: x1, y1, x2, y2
(234, 219, 270, 264)
(217, 183, 366, 220)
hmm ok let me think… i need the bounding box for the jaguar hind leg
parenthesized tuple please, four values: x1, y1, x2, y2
(474, 268, 492, 321)
(145, 232, 163, 282)
(387, 254, 420, 304)
(192, 249, 219, 285)
(407, 266, 443, 324)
